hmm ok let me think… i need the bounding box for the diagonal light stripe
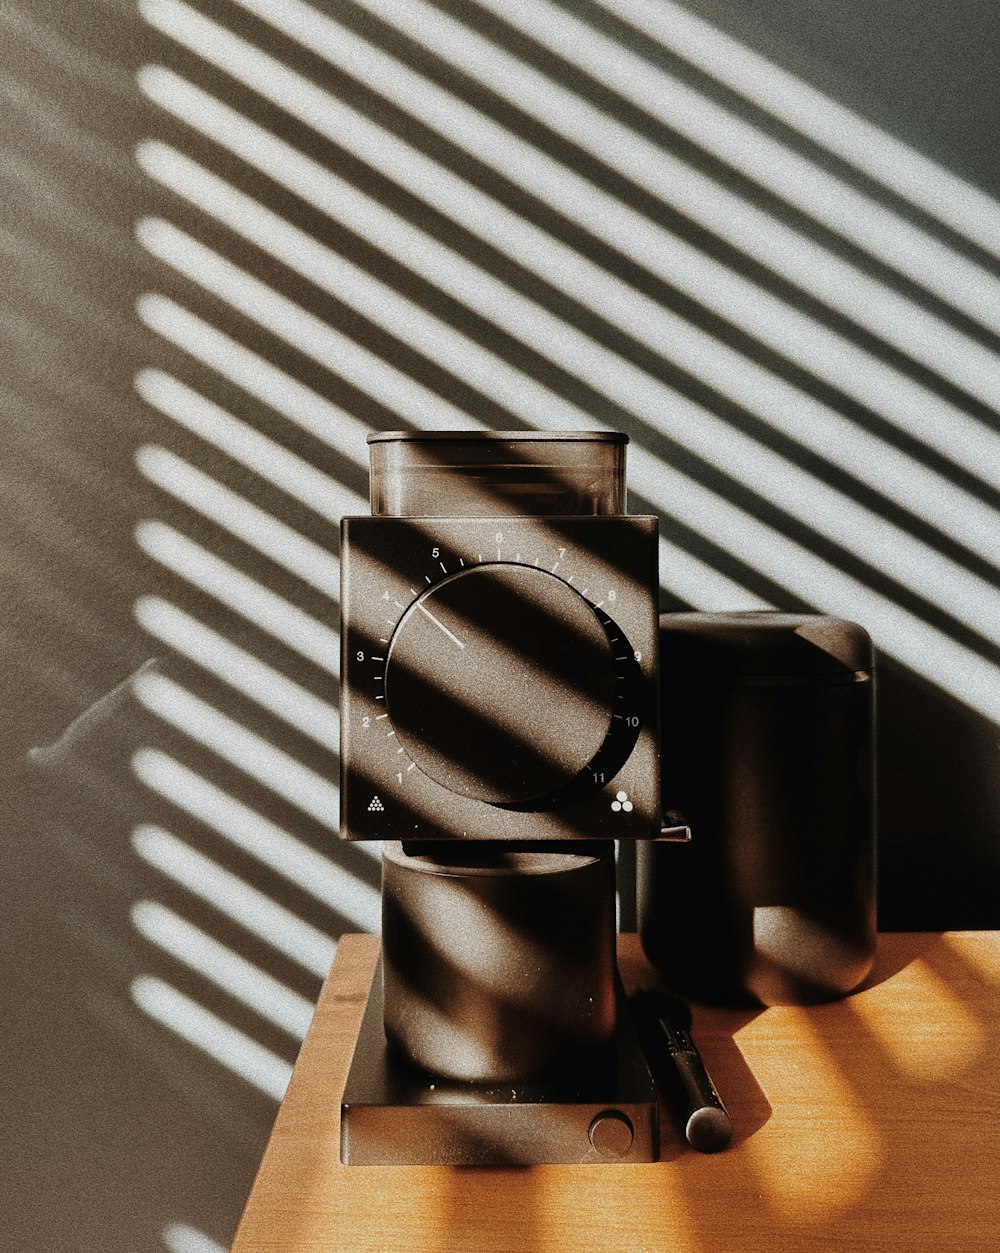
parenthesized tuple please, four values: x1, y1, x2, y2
(133, 3, 1000, 717)
(595, 0, 1000, 260)
(132, 747, 381, 915)
(135, 56, 1000, 529)
(132, 898, 315, 1038)
(135, 519, 339, 674)
(136, 70, 1000, 569)
(136, 154, 1000, 645)
(135, 152, 587, 433)
(134, 670, 341, 831)
(135, 214, 483, 433)
(162, 1222, 228, 1253)
(135, 293, 370, 473)
(363, 0, 1000, 390)
(132, 974, 291, 1100)
(134, 594, 338, 748)
(135, 443, 340, 595)
(132, 824, 336, 977)
(362, 0, 1000, 377)
(0, 4, 134, 102)
(143, 0, 1000, 488)
(654, 537, 770, 613)
(135, 367, 367, 521)
(629, 441, 1000, 725)
(134, 216, 1000, 699)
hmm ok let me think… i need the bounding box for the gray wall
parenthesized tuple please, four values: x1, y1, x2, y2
(3, 1, 998, 1248)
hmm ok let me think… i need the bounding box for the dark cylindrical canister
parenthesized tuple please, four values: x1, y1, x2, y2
(382, 841, 617, 1082)
(638, 612, 876, 1006)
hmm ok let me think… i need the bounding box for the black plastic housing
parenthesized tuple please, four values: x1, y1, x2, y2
(638, 611, 877, 1006)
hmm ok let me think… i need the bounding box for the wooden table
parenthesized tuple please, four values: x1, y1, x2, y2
(231, 932, 1000, 1252)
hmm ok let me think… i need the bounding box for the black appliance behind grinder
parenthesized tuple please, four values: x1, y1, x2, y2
(639, 611, 877, 1007)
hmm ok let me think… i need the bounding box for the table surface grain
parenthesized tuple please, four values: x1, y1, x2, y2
(231, 931, 1000, 1253)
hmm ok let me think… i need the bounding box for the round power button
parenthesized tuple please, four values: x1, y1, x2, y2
(588, 1110, 634, 1158)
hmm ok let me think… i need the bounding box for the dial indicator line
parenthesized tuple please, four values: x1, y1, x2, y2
(417, 602, 466, 649)
(424, 575, 432, 585)
(551, 561, 560, 572)
(406, 762, 416, 772)
(375, 714, 388, 720)
(439, 561, 448, 573)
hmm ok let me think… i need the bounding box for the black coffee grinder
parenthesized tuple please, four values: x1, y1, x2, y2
(338, 431, 663, 1165)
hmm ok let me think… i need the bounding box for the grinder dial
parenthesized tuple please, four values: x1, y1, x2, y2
(384, 563, 618, 806)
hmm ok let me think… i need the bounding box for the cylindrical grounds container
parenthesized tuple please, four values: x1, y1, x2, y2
(638, 611, 876, 1006)
(382, 842, 617, 1082)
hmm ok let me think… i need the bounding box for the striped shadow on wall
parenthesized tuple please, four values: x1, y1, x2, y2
(128, 0, 999, 1180)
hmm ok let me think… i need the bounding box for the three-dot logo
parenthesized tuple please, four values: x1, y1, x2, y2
(611, 790, 633, 813)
